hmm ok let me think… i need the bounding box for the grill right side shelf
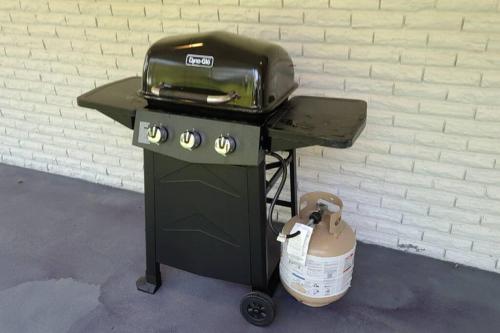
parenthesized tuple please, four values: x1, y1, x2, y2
(268, 96, 367, 151)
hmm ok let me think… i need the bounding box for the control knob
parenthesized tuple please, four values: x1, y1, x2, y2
(180, 130, 202, 150)
(147, 125, 168, 144)
(215, 135, 236, 156)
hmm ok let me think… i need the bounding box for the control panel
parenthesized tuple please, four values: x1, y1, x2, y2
(133, 110, 262, 166)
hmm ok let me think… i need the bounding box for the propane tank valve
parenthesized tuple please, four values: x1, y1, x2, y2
(306, 203, 328, 226)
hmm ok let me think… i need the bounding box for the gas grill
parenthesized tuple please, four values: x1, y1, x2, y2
(77, 31, 366, 326)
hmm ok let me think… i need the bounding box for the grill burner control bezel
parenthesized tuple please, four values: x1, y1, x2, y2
(179, 129, 202, 150)
(215, 135, 237, 156)
(147, 124, 168, 144)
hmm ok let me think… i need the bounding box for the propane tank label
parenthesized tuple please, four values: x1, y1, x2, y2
(286, 223, 313, 266)
(280, 246, 356, 298)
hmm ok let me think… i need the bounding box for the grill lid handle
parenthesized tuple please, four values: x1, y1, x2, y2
(151, 85, 239, 105)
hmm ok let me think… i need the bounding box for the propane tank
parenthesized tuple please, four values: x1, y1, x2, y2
(279, 192, 356, 307)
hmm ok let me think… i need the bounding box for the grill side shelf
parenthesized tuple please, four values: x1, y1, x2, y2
(76, 77, 146, 129)
(268, 96, 367, 151)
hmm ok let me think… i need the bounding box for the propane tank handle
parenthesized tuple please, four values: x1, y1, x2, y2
(322, 195, 343, 235)
(328, 204, 343, 236)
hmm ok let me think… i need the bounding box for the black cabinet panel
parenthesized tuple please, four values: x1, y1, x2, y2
(154, 154, 251, 284)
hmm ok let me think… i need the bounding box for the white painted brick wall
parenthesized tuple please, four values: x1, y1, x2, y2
(1, 0, 500, 273)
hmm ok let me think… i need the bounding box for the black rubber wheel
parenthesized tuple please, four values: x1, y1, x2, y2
(240, 291, 276, 326)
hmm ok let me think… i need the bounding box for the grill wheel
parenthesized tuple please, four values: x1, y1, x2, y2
(240, 291, 276, 326)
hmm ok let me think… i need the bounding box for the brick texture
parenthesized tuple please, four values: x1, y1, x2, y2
(1, 0, 500, 273)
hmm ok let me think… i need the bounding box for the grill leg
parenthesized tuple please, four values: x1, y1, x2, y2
(137, 151, 162, 294)
(289, 149, 298, 216)
(136, 225, 162, 294)
(136, 265, 161, 294)
(248, 159, 281, 295)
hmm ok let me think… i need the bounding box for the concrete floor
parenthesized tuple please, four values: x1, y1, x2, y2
(1, 163, 500, 333)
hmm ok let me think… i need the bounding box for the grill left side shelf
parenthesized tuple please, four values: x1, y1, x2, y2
(76, 77, 145, 129)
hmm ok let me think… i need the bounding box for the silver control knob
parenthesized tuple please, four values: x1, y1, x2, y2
(180, 130, 202, 150)
(214, 135, 236, 156)
(147, 125, 168, 144)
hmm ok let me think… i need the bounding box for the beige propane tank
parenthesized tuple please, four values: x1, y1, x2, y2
(279, 192, 356, 307)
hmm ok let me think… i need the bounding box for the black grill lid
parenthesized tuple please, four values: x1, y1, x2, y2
(139, 31, 297, 114)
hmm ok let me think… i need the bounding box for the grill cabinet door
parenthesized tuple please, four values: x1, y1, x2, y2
(153, 154, 251, 284)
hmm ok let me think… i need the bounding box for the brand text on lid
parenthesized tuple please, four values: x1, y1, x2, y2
(185, 54, 214, 68)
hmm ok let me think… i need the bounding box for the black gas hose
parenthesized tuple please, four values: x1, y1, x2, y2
(266, 152, 301, 239)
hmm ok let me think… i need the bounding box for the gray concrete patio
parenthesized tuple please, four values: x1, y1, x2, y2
(0, 163, 499, 333)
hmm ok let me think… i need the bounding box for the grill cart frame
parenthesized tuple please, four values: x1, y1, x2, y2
(77, 76, 365, 326)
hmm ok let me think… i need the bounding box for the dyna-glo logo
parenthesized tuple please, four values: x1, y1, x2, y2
(185, 54, 214, 68)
